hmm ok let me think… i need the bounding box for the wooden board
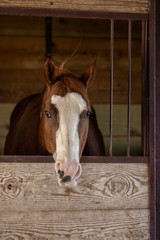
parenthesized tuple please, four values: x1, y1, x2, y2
(0, 209, 150, 239)
(0, 163, 149, 210)
(0, 36, 142, 104)
(0, 162, 149, 239)
(0, 16, 142, 39)
(0, 0, 150, 14)
(0, 209, 149, 240)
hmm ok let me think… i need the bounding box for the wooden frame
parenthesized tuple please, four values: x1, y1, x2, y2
(149, 0, 160, 239)
(0, 0, 159, 239)
(0, 0, 150, 14)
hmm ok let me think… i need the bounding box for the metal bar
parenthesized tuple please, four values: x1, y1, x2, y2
(127, 20, 132, 156)
(141, 20, 149, 156)
(45, 17, 52, 58)
(0, 7, 149, 20)
(0, 156, 149, 163)
(109, 19, 114, 156)
(149, 0, 157, 239)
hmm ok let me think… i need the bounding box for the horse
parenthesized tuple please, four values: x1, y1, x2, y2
(4, 58, 105, 188)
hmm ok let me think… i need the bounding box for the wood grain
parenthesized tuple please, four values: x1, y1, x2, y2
(0, 162, 150, 239)
(0, 16, 142, 38)
(0, 163, 149, 210)
(0, 36, 142, 104)
(0, 0, 150, 14)
(0, 209, 149, 240)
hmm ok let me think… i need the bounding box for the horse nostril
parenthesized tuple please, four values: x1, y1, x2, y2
(58, 170, 64, 179)
(61, 175, 71, 184)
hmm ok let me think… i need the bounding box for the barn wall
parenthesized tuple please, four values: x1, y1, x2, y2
(0, 16, 142, 104)
(0, 16, 143, 155)
(0, 162, 150, 239)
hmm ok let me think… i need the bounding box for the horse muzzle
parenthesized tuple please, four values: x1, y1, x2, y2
(55, 161, 82, 188)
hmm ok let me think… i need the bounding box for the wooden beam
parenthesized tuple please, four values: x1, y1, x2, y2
(0, 0, 150, 14)
(0, 209, 149, 239)
(0, 163, 149, 210)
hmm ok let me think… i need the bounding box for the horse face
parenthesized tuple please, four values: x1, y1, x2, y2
(41, 59, 96, 188)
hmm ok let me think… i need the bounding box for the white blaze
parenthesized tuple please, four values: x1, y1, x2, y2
(51, 92, 87, 164)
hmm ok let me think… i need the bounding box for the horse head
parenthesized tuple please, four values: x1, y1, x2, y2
(39, 58, 96, 188)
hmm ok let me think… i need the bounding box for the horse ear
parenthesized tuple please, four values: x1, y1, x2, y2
(44, 58, 59, 86)
(80, 60, 96, 89)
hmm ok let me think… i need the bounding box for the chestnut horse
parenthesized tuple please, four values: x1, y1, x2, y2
(4, 59, 105, 188)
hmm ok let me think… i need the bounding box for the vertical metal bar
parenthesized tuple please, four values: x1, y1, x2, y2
(127, 20, 132, 156)
(141, 20, 149, 156)
(109, 19, 114, 156)
(45, 17, 52, 58)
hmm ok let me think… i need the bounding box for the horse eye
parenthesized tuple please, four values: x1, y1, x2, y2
(45, 110, 52, 118)
(83, 110, 91, 119)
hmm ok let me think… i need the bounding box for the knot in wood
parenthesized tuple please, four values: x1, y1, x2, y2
(1, 177, 22, 198)
(105, 175, 130, 196)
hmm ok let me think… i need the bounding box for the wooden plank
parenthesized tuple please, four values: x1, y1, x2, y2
(0, 209, 149, 239)
(94, 104, 142, 155)
(0, 16, 142, 39)
(0, 103, 14, 155)
(0, 162, 150, 239)
(0, 36, 142, 104)
(0, 103, 15, 136)
(94, 104, 141, 136)
(0, 0, 150, 14)
(0, 155, 149, 163)
(0, 163, 149, 210)
(103, 136, 142, 156)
